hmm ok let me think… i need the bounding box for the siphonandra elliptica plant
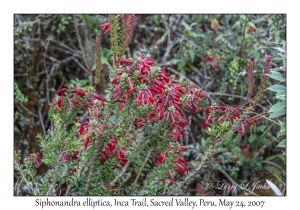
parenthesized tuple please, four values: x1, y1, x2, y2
(14, 14, 273, 196)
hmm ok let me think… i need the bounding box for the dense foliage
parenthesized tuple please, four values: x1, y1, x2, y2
(14, 14, 286, 196)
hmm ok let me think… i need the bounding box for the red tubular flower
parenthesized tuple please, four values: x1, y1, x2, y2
(34, 155, 41, 167)
(204, 107, 211, 113)
(216, 114, 225, 122)
(101, 154, 107, 163)
(248, 27, 254, 34)
(243, 144, 250, 157)
(25, 154, 31, 160)
(56, 88, 66, 96)
(156, 152, 167, 165)
(169, 179, 177, 185)
(78, 126, 88, 136)
(107, 184, 115, 189)
(204, 55, 213, 62)
(62, 153, 68, 162)
(100, 21, 110, 35)
(83, 136, 90, 150)
(108, 142, 116, 152)
(119, 103, 125, 112)
(72, 151, 79, 161)
(238, 122, 245, 135)
(251, 117, 258, 126)
(73, 89, 85, 97)
(168, 169, 174, 179)
(56, 98, 63, 111)
(178, 157, 188, 166)
(175, 162, 187, 174)
(111, 75, 120, 85)
(245, 118, 253, 128)
(205, 114, 212, 124)
(111, 136, 119, 144)
(179, 144, 188, 152)
(96, 127, 103, 136)
(175, 168, 184, 175)
(211, 60, 218, 68)
(70, 168, 77, 176)
(136, 90, 142, 106)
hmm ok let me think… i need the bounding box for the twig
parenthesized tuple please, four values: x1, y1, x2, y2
(250, 112, 280, 126)
(130, 147, 153, 193)
(43, 39, 51, 105)
(49, 37, 80, 54)
(83, 158, 96, 196)
(208, 92, 268, 112)
(73, 15, 90, 71)
(216, 163, 249, 195)
(16, 101, 39, 118)
(14, 159, 37, 196)
(46, 145, 65, 196)
(72, 57, 90, 74)
(110, 160, 131, 187)
(38, 107, 46, 137)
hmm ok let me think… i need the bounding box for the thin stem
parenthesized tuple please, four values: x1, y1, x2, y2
(250, 111, 280, 126)
(83, 158, 96, 196)
(110, 160, 131, 187)
(215, 163, 258, 195)
(14, 159, 37, 196)
(38, 107, 46, 137)
(130, 147, 153, 193)
(73, 15, 90, 71)
(45, 144, 65, 196)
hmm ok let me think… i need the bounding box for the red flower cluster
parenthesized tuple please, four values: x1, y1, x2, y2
(156, 145, 189, 184)
(204, 55, 223, 69)
(100, 137, 128, 168)
(243, 144, 251, 157)
(25, 154, 41, 167)
(110, 55, 206, 140)
(51, 85, 105, 149)
(52, 85, 105, 118)
(100, 21, 110, 35)
(204, 55, 218, 68)
(248, 27, 254, 34)
(202, 105, 258, 135)
(62, 150, 80, 163)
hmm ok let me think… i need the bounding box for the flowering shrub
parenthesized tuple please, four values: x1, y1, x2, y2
(14, 14, 284, 196)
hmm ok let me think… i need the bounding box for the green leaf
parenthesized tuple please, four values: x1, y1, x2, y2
(189, 49, 195, 63)
(277, 53, 286, 67)
(275, 33, 280, 44)
(181, 21, 190, 31)
(277, 139, 286, 148)
(269, 108, 286, 119)
(277, 122, 286, 137)
(269, 101, 286, 113)
(247, 21, 257, 29)
(232, 20, 240, 29)
(188, 64, 200, 72)
(267, 84, 286, 93)
(276, 91, 286, 100)
(266, 72, 285, 82)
